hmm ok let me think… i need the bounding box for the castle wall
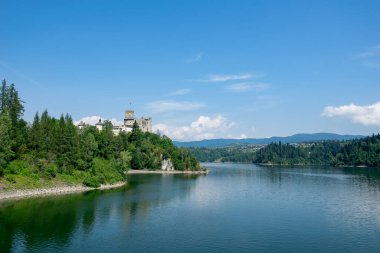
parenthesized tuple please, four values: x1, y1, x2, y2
(137, 117, 152, 133)
(124, 110, 152, 133)
(78, 110, 151, 134)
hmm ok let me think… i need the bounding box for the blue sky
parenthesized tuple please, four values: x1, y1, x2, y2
(1, 0, 379, 140)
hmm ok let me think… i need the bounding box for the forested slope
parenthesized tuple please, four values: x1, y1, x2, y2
(189, 136, 380, 167)
(0, 80, 200, 189)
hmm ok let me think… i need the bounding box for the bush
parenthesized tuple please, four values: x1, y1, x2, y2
(29, 173, 39, 181)
(5, 174, 16, 183)
(92, 158, 124, 184)
(83, 177, 101, 188)
(44, 166, 58, 179)
(5, 160, 28, 175)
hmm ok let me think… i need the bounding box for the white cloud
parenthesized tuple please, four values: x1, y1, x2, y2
(195, 73, 253, 82)
(225, 82, 270, 92)
(168, 88, 191, 96)
(153, 115, 236, 140)
(108, 118, 124, 126)
(322, 102, 380, 126)
(186, 53, 203, 63)
(357, 44, 380, 58)
(147, 100, 205, 113)
(74, 116, 123, 126)
(74, 116, 102, 125)
(356, 44, 380, 68)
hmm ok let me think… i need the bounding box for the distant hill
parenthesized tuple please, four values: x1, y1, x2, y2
(173, 133, 364, 148)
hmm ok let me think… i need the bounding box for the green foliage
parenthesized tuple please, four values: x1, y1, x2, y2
(129, 121, 143, 143)
(0, 80, 27, 157)
(77, 132, 98, 171)
(188, 145, 261, 163)
(190, 135, 380, 167)
(0, 114, 14, 174)
(83, 177, 101, 188)
(253, 142, 308, 165)
(5, 174, 16, 183)
(0, 80, 7, 112)
(92, 158, 123, 183)
(115, 151, 132, 172)
(0, 80, 201, 189)
(130, 147, 144, 169)
(4, 160, 28, 175)
(44, 165, 58, 179)
(170, 148, 200, 171)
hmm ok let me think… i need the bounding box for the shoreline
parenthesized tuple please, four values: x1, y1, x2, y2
(128, 169, 208, 175)
(0, 170, 207, 201)
(0, 181, 126, 201)
(202, 161, 375, 168)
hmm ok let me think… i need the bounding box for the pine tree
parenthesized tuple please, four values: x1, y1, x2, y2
(78, 132, 98, 170)
(0, 79, 7, 113)
(0, 114, 14, 174)
(7, 83, 24, 125)
(0, 80, 202, 179)
(0, 80, 27, 157)
(129, 121, 142, 144)
(28, 113, 41, 153)
(39, 110, 51, 157)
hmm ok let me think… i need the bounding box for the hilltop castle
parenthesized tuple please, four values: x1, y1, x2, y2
(78, 110, 152, 135)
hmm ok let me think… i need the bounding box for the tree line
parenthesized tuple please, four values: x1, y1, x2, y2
(189, 136, 380, 167)
(0, 80, 200, 187)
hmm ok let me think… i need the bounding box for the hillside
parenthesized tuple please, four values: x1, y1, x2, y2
(174, 133, 364, 148)
(0, 80, 201, 190)
(188, 134, 380, 167)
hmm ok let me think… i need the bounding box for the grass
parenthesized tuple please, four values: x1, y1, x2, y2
(0, 172, 86, 191)
(0, 158, 126, 191)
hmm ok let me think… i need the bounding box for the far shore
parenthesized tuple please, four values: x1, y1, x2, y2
(0, 181, 126, 201)
(127, 169, 208, 175)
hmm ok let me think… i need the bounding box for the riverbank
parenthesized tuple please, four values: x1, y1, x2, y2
(0, 181, 126, 201)
(128, 169, 208, 174)
(0, 170, 207, 201)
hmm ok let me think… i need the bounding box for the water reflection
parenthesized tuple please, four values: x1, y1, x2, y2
(0, 173, 203, 253)
(0, 193, 94, 252)
(1, 165, 380, 253)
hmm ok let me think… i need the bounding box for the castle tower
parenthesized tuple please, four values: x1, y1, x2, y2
(124, 110, 135, 127)
(137, 117, 152, 132)
(95, 118, 104, 131)
(78, 121, 86, 129)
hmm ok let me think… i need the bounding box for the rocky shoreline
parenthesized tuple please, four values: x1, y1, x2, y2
(0, 170, 207, 201)
(0, 181, 126, 201)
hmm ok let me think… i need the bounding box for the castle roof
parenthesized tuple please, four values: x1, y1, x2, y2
(95, 119, 103, 125)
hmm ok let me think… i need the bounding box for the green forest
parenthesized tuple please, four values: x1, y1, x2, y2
(0, 80, 200, 189)
(189, 135, 380, 167)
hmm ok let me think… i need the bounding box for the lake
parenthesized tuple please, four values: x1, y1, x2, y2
(1, 163, 380, 252)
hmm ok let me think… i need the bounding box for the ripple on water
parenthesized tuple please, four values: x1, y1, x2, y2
(1, 164, 380, 253)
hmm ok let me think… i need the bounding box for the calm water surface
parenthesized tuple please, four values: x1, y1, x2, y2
(1, 163, 380, 252)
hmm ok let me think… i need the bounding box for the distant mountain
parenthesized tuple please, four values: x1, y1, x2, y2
(173, 133, 364, 148)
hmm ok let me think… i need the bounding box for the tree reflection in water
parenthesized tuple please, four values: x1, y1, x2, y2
(0, 173, 202, 252)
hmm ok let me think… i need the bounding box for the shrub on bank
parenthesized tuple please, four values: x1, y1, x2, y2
(83, 176, 101, 188)
(4, 160, 29, 175)
(5, 174, 16, 183)
(93, 158, 124, 184)
(44, 166, 58, 179)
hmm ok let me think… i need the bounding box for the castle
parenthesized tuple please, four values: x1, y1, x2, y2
(77, 110, 152, 135)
